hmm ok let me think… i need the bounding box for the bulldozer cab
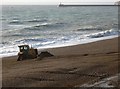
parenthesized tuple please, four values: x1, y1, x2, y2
(17, 45, 38, 61)
(18, 45, 29, 52)
(18, 45, 30, 56)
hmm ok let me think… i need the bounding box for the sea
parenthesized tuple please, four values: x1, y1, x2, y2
(1, 5, 119, 57)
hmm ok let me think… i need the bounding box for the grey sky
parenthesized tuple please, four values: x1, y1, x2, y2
(1, 0, 119, 5)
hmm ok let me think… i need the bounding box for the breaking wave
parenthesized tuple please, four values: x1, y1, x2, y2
(24, 22, 66, 30)
(77, 26, 104, 31)
(76, 23, 118, 31)
(15, 36, 70, 47)
(9, 20, 23, 24)
(16, 38, 48, 43)
(8, 19, 48, 25)
(27, 19, 47, 23)
(87, 29, 119, 38)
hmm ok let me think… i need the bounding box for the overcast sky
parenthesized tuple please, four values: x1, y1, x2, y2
(1, 0, 119, 5)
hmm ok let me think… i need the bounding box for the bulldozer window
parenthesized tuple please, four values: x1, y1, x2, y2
(24, 46, 28, 50)
(20, 47, 23, 50)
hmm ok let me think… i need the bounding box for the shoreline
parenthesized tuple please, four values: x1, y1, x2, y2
(1, 35, 119, 58)
(2, 36, 119, 87)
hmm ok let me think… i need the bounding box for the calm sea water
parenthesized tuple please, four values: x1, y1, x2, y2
(1, 5, 119, 57)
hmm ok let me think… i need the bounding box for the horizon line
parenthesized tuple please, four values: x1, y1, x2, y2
(1, 1, 117, 5)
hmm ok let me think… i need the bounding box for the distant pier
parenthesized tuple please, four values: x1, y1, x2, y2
(59, 4, 118, 7)
(58, 2, 119, 7)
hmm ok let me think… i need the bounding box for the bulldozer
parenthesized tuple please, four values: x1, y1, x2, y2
(17, 45, 38, 61)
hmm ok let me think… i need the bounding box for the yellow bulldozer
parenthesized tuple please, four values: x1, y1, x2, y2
(17, 45, 38, 61)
